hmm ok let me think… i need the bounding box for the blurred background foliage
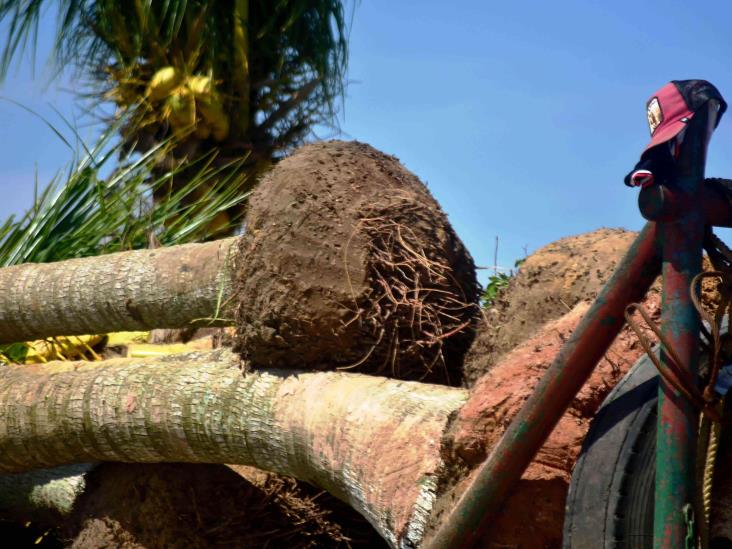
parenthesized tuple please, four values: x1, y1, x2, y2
(0, 0, 350, 235)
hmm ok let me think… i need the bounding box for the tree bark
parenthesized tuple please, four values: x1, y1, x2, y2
(0, 464, 91, 520)
(0, 238, 237, 343)
(0, 350, 467, 547)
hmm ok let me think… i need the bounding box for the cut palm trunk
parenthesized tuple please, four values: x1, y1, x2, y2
(0, 464, 92, 520)
(0, 350, 467, 548)
(0, 238, 237, 344)
(0, 141, 479, 384)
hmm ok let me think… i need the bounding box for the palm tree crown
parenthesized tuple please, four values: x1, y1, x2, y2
(0, 1, 350, 234)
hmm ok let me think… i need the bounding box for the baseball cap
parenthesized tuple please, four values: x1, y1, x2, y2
(643, 80, 727, 158)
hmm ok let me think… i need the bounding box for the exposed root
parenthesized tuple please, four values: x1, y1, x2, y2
(233, 140, 479, 384)
(341, 211, 479, 384)
(62, 464, 385, 549)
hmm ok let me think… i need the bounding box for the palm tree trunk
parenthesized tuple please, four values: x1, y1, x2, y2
(0, 350, 467, 547)
(0, 238, 237, 343)
(233, 0, 251, 136)
(0, 464, 92, 519)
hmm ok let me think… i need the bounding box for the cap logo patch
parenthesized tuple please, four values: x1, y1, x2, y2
(647, 97, 663, 135)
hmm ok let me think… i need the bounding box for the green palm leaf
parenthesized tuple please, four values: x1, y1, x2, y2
(0, 0, 349, 154)
(0, 120, 250, 267)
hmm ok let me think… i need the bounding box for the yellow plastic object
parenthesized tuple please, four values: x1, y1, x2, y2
(23, 335, 105, 363)
(126, 339, 214, 358)
(104, 331, 150, 347)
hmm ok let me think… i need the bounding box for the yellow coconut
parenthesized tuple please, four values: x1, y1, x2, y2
(166, 86, 196, 130)
(187, 74, 212, 97)
(198, 96, 230, 141)
(147, 66, 181, 101)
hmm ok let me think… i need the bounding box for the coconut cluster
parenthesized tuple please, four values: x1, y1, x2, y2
(146, 66, 230, 141)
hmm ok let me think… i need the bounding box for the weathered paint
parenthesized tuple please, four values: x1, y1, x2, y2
(639, 177, 732, 228)
(423, 222, 662, 549)
(653, 106, 712, 549)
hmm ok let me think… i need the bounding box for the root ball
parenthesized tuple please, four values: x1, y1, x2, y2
(233, 141, 479, 384)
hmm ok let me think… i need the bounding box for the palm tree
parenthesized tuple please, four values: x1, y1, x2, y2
(0, 348, 467, 548)
(0, 0, 349, 233)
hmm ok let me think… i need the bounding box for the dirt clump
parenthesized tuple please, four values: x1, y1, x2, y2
(60, 463, 386, 549)
(233, 140, 480, 385)
(463, 228, 640, 386)
(430, 290, 662, 548)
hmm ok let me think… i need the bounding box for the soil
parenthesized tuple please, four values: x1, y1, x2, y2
(429, 289, 662, 548)
(54, 463, 386, 549)
(427, 225, 732, 547)
(463, 228, 641, 386)
(233, 140, 480, 385)
(422, 226, 682, 547)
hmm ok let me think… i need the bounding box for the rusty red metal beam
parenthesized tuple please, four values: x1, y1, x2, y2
(639, 178, 732, 227)
(423, 221, 662, 549)
(654, 218, 702, 547)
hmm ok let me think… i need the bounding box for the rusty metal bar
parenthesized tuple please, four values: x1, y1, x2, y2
(653, 105, 712, 548)
(423, 221, 662, 549)
(639, 178, 732, 227)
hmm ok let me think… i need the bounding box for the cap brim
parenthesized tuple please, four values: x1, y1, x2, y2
(644, 115, 692, 152)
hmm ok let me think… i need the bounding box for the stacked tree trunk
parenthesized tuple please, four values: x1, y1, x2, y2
(0, 141, 482, 548)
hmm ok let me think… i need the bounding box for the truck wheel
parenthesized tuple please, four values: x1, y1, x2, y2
(563, 352, 658, 548)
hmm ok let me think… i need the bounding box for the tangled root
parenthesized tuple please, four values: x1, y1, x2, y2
(233, 140, 479, 385)
(341, 211, 477, 383)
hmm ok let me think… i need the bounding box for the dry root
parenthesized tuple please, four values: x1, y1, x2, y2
(341, 204, 478, 385)
(232, 140, 479, 384)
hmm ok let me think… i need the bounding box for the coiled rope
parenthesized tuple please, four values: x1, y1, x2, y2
(623, 227, 732, 547)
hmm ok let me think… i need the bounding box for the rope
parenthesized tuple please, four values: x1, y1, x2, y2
(700, 405, 722, 547)
(623, 229, 732, 422)
(695, 228, 732, 547)
(690, 271, 727, 401)
(623, 304, 721, 421)
(624, 226, 732, 547)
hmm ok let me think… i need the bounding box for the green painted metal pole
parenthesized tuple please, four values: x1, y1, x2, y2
(654, 104, 714, 548)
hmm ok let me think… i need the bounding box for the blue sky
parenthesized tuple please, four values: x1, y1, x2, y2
(2, 0, 732, 282)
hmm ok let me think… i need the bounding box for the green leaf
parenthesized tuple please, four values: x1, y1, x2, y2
(1, 342, 29, 363)
(480, 273, 510, 308)
(0, 115, 249, 267)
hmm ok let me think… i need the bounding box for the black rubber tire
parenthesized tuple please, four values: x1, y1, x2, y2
(563, 352, 659, 549)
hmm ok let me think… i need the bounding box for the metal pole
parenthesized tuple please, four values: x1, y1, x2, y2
(423, 221, 662, 549)
(639, 177, 732, 227)
(653, 105, 714, 548)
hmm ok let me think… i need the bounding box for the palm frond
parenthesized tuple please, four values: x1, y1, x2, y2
(0, 110, 250, 363)
(0, 0, 350, 153)
(0, 122, 250, 267)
